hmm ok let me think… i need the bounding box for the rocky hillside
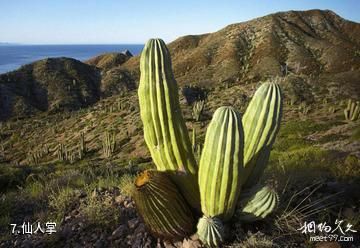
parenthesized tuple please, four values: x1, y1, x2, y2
(0, 55, 135, 121)
(0, 9, 359, 248)
(1, 9, 359, 122)
(85, 51, 133, 70)
(122, 9, 360, 96)
(0, 58, 101, 120)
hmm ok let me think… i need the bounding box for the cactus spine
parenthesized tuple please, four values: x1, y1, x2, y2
(344, 99, 359, 121)
(237, 185, 279, 222)
(133, 170, 195, 239)
(138, 38, 199, 209)
(197, 106, 244, 247)
(242, 82, 283, 188)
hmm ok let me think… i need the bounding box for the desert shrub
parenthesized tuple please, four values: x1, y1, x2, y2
(283, 76, 314, 105)
(0, 165, 30, 192)
(118, 174, 135, 197)
(80, 193, 120, 229)
(48, 186, 76, 223)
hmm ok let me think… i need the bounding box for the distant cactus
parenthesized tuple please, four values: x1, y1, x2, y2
(192, 100, 205, 121)
(138, 38, 199, 209)
(57, 143, 65, 161)
(28, 150, 42, 165)
(344, 99, 359, 121)
(328, 106, 336, 114)
(102, 131, 116, 158)
(79, 131, 86, 155)
(298, 102, 310, 116)
(197, 107, 244, 247)
(133, 170, 195, 239)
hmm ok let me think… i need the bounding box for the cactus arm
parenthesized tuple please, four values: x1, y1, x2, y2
(197, 106, 244, 247)
(138, 39, 199, 209)
(237, 185, 279, 222)
(199, 107, 244, 219)
(243, 147, 271, 189)
(242, 82, 283, 185)
(139, 39, 196, 172)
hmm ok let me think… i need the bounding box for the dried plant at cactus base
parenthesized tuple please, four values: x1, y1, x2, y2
(133, 170, 195, 239)
(138, 38, 200, 210)
(197, 106, 244, 247)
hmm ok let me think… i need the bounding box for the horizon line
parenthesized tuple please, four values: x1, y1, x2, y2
(0, 42, 145, 46)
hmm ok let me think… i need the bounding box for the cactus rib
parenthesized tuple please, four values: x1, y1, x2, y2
(138, 38, 199, 209)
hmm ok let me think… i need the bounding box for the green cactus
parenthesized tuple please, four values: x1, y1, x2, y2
(102, 131, 116, 158)
(133, 170, 195, 239)
(236, 185, 279, 222)
(138, 38, 199, 209)
(192, 100, 205, 121)
(298, 102, 310, 116)
(242, 82, 283, 188)
(79, 131, 86, 157)
(197, 216, 224, 247)
(197, 106, 244, 247)
(344, 99, 359, 121)
(328, 106, 336, 114)
(57, 143, 65, 161)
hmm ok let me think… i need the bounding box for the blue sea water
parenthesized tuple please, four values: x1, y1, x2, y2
(0, 44, 144, 74)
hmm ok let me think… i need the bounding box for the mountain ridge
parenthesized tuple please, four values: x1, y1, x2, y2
(0, 9, 359, 121)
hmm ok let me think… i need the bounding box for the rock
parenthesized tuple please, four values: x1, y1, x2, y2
(21, 239, 32, 248)
(64, 215, 72, 221)
(190, 234, 199, 241)
(134, 223, 146, 235)
(122, 50, 133, 57)
(111, 224, 127, 239)
(94, 239, 107, 248)
(315, 241, 341, 248)
(115, 195, 126, 204)
(182, 238, 202, 248)
(91, 188, 98, 198)
(128, 218, 139, 229)
(163, 240, 176, 248)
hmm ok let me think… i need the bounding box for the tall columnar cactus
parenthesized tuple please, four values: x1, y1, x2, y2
(138, 38, 199, 209)
(192, 100, 205, 121)
(197, 106, 244, 247)
(102, 131, 116, 158)
(80, 131, 86, 154)
(344, 99, 359, 121)
(133, 170, 195, 239)
(236, 185, 279, 222)
(242, 82, 283, 188)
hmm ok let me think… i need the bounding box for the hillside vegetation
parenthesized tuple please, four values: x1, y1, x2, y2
(0, 9, 359, 248)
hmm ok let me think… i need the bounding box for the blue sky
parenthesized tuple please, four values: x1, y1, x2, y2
(0, 0, 359, 44)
